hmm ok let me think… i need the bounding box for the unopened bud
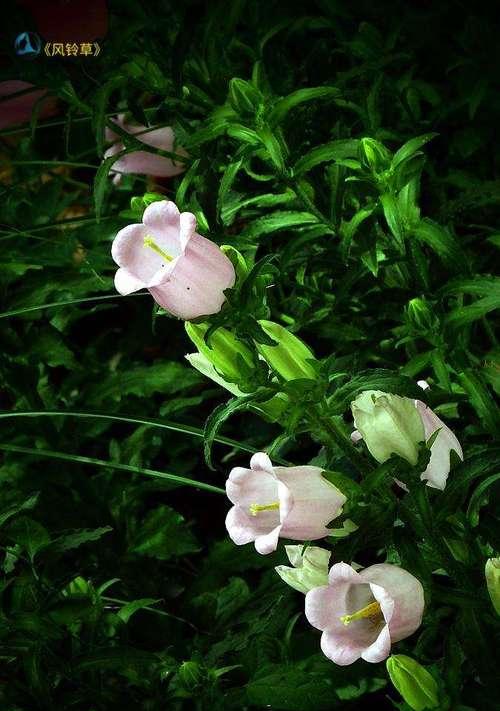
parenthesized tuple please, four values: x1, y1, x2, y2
(255, 320, 318, 381)
(386, 655, 439, 711)
(185, 323, 255, 383)
(485, 558, 500, 615)
(275, 545, 330, 593)
(360, 137, 392, 172)
(406, 298, 438, 333)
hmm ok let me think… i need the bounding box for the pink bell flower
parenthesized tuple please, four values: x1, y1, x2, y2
(415, 400, 463, 490)
(305, 562, 424, 666)
(111, 200, 235, 320)
(225, 452, 347, 555)
(104, 114, 186, 185)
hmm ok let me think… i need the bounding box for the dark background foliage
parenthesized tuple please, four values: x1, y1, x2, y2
(0, 0, 499, 709)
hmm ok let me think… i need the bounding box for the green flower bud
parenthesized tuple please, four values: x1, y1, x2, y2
(406, 298, 438, 333)
(386, 655, 439, 711)
(185, 323, 255, 383)
(360, 137, 392, 172)
(185, 352, 243, 396)
(485, 558, 500, 615)
(229, 78, 262, 116)
(255, 320, 318, 381)
(185, 352, 289, 422)
(177, 661, 205, 690)
(351, 390, 425, 466)
(275, 545, 330, 593)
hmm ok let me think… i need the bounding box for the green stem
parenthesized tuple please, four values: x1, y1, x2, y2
(0, 443, 225, 495)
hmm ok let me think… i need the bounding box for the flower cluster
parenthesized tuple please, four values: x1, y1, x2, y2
(110, 199, 464, 669)
(223, 452, 429, 665)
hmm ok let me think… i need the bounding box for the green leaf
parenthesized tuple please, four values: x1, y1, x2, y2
(204, 391, 273, 468)
(93, 149, 126, 223)
(6, 516, 50, 562)
(391, 133, 438, 169)
(329, 370, 424, 412)
(49, 527, 113, 554)
(380, 193, 405, 247)
(458, 370, 500, 436)
(413, 218, 463, 268)
(88, 362, 202, 404)
(467, 473, 500, 526)
(241, 211, 319, 240)
(0, 493, 39, 529)
(217, 158, 243, 221)
(117, 598, 162, 624)
(294, 139, 360, 175)
(131, 505, 200, 560)
(269, 87, 340, 125)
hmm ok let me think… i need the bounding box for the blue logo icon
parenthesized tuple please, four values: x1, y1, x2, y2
(14, 32, 41, 59)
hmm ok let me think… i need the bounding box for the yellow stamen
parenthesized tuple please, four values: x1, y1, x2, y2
(249, 502, 280, 517)
(340, 601, 382, 626)
(143, 235, 174, 262)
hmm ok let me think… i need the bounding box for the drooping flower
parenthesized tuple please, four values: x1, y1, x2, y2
(225, 453, 346, 555)
(350, 390, 463, 490)
(0, 80, 57, 130)
(305, 562, 424, 666)
(104, 114, 186, 185)
(111, 200, 235, 320)
(275, 545, 331, 593)
(351, 390, 425, 466)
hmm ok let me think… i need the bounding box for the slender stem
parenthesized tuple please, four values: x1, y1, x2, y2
(0, 443, 225, 495)
(0, 409, 274, 460)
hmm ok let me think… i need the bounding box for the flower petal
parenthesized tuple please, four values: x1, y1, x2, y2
(320, 630, 364, 666)
(361, 624, 392, 663)
(255, 524, 282, 554)
(415, 400, 463, 490)
(277, 467, 346, 541)
(114, 267, 145, 295)
(149, 234, 235, 320)
(112, 223, 166, 286)
(251, 452, 274, 474)
(179, 211, 197, 250)
(305, 585, 338, 630)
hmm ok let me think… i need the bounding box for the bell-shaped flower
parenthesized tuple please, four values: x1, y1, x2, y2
(305, 562, 424, 666)
(111, 200, 235, 320)
(275, 545, 331, 593)
(104, 114, 186, 184)
(351, 390, 463, 490)
(225, 453, 346, 555)
(351, 390, 425, 466)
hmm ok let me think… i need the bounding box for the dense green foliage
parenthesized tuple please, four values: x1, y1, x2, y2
(1, 1, 499, 709)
